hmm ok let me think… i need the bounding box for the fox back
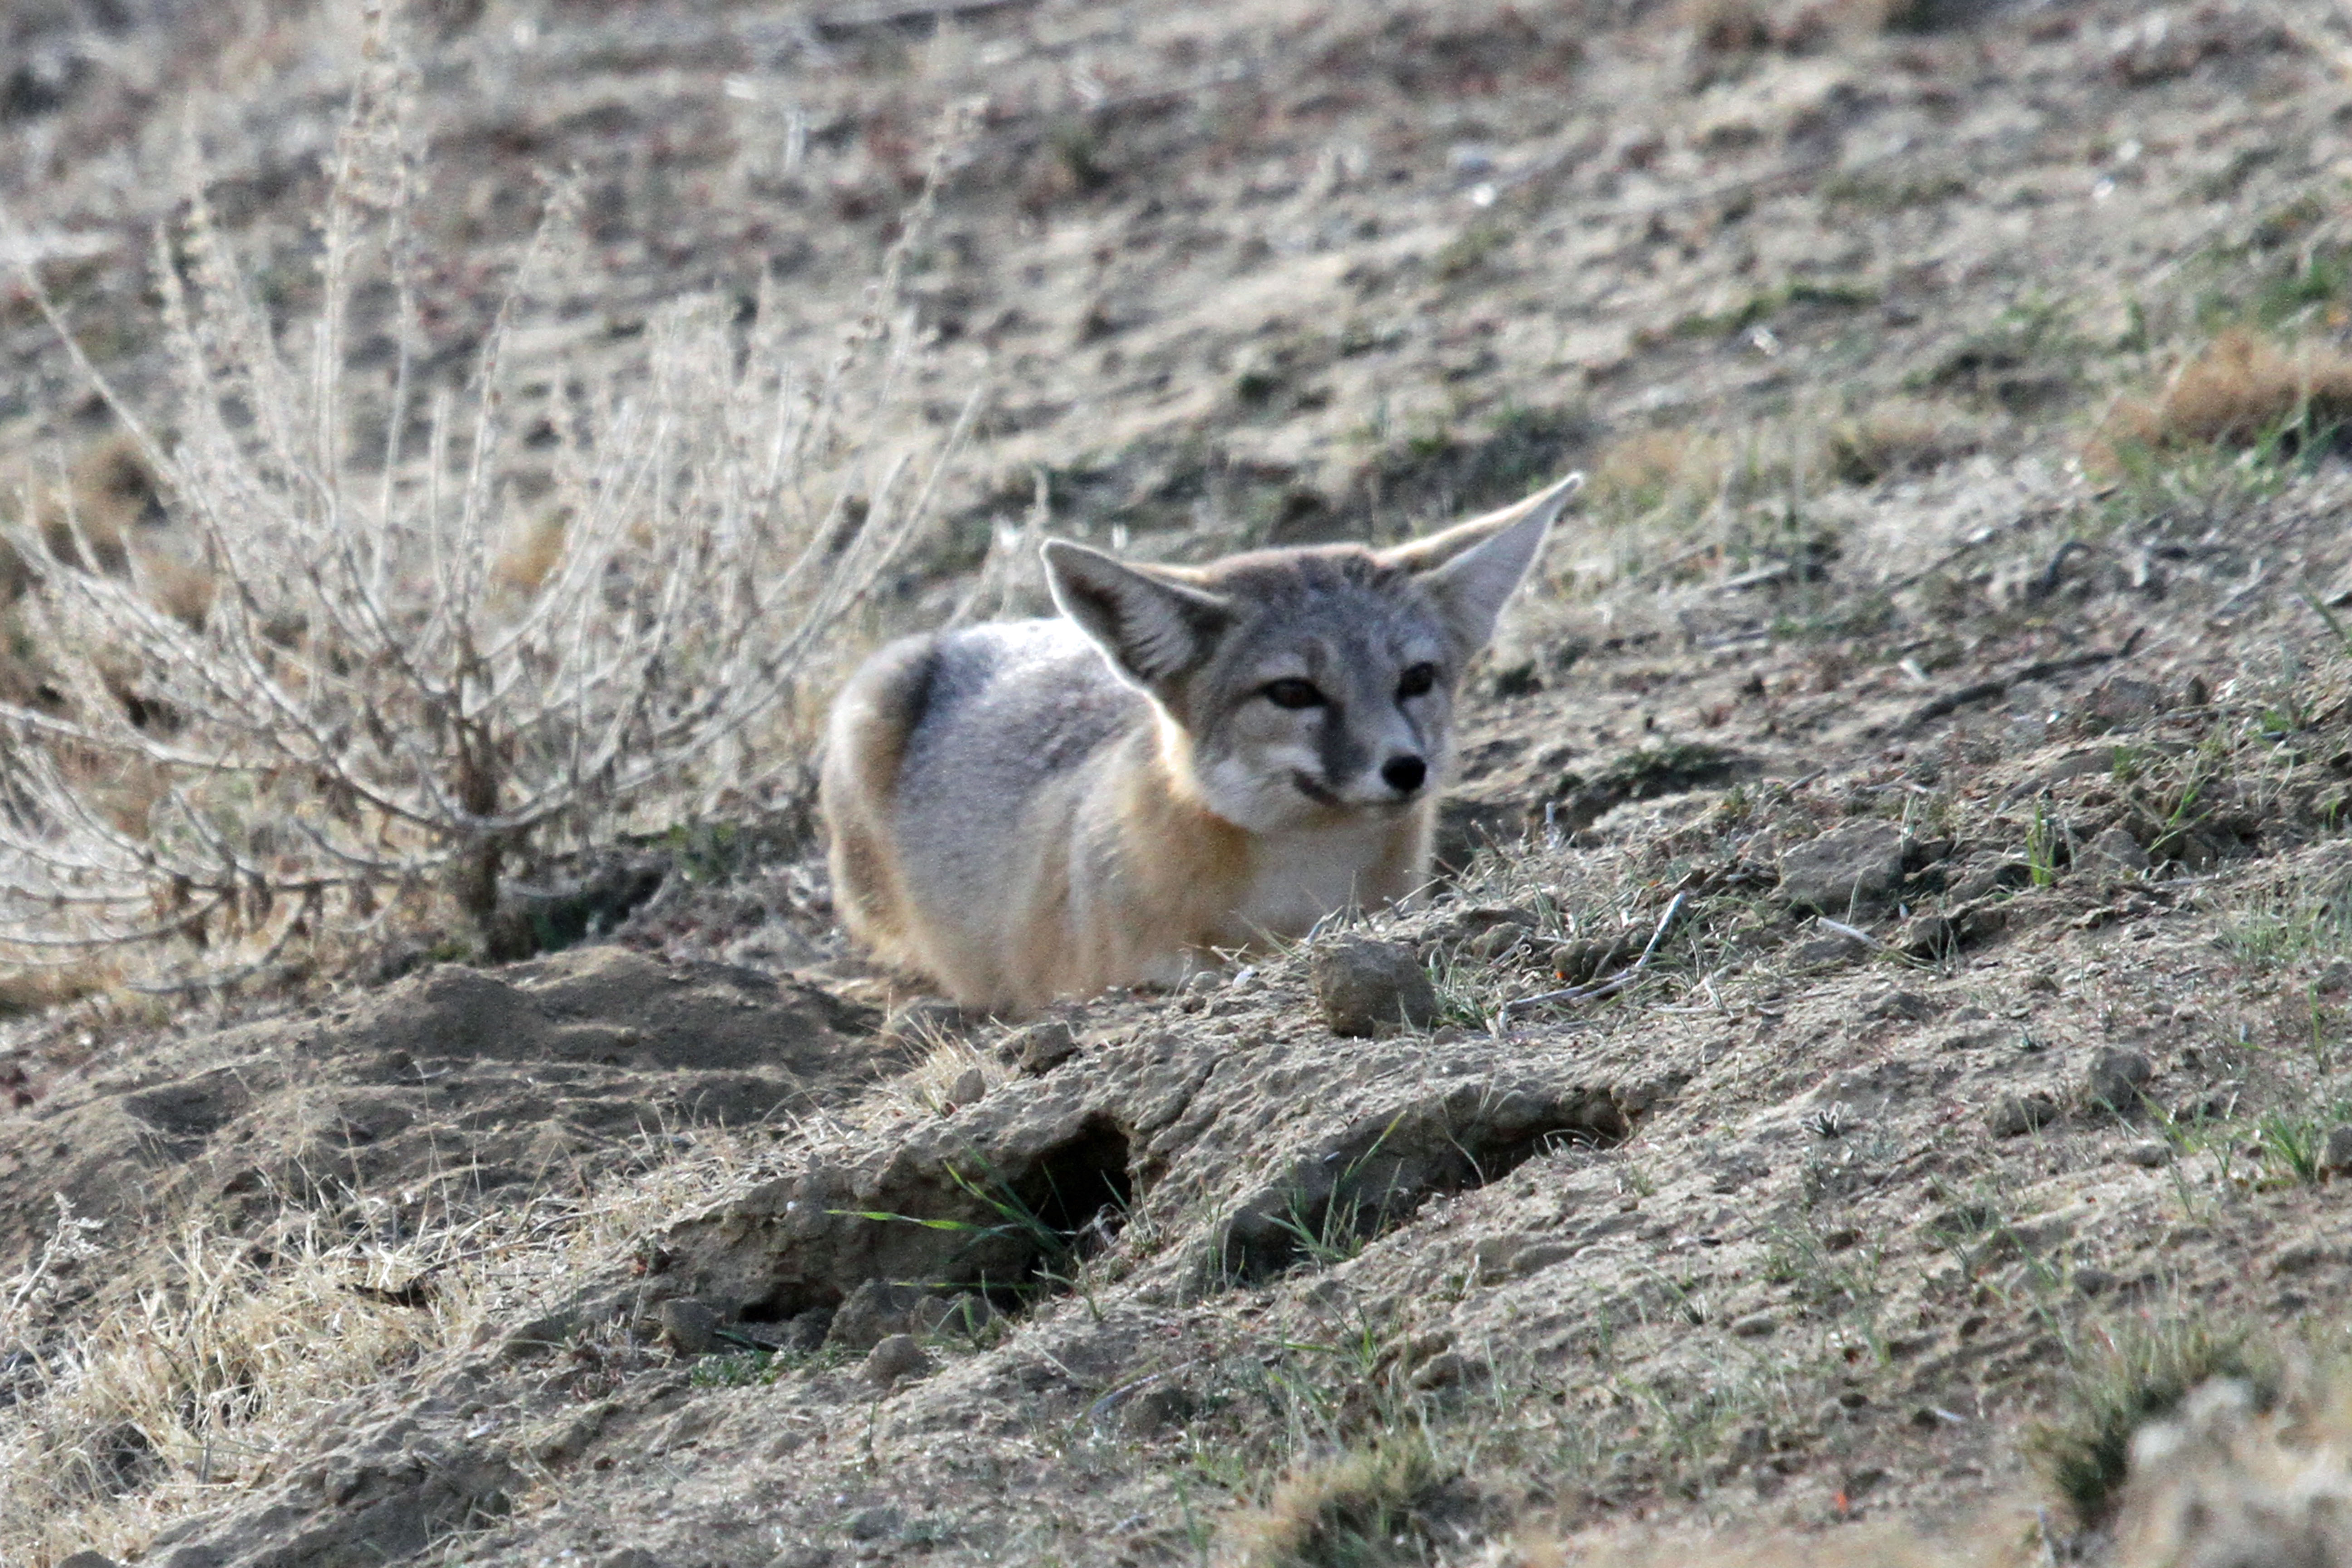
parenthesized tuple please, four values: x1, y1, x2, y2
(820, 473, 1582, 1013)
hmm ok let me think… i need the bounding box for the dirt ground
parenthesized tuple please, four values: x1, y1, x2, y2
(9, 0, 2352, 1564)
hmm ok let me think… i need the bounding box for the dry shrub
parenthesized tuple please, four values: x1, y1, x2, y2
(1826, 398, 1980, 484)
(2094, 327, 2352, 461)
(0, 18, 974, 986)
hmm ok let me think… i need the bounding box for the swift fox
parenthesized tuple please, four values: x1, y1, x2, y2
(820, 472, 1583, 1013)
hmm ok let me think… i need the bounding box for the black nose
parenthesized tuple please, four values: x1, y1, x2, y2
(1381, 755, 1427, 795)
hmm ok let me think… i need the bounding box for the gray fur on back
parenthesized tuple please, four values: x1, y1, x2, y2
(890, 619, 1137, 893)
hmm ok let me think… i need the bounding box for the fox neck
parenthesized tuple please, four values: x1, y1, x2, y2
(1124, 711, 1429, 946)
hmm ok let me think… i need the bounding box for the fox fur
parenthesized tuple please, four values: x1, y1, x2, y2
(820, 472, 1583, 1013)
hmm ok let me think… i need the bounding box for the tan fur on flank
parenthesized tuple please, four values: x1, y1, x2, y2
(821, 473, 1583, 1013)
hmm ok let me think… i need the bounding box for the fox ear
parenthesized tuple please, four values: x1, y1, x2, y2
(1382, 471, 1582, 652)
(1043, 539, 1234, 690)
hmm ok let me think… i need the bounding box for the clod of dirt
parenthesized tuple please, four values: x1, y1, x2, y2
(1775, 818, 1910, 914)
(654, 1298, 718, 1356)
(829, 1280, 943, 1353)
(2087, 825, 2154, 877)
(2089, 1049, 2156, 1112)
(1011, 1020, 1081, 1074)
(1312, 938, 1438, 1036)
(1990, 1090, 2062, 1136)
(862, 1333, 933, 1390)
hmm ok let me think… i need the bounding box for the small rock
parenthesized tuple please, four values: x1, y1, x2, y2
(846, 1504, 904, 1541)
(862, 1333, 934, 1390)
(941, 1065, 987, 1110)
(655, 1297, 718, 1357)
(1311, 937, 1437, 1037)
(2322, 1126, 2352, 1175)
(1791, 932, 1868, 968)
(1730, 1311, 1779, 1338)
(2087, 1048, 2154, 1111)
(1989, 1091, 2060, 1137)
(2085, 825, 2151, 877)
(1947, 858, 2032, 902)
(1005, 1020, 1079, 1074)
(828, 1280, 926, 1352)
(1864, 988, 1934, 1022)
(1119, 1382, 1200, 1437)
(1776, 819, 1909, 914)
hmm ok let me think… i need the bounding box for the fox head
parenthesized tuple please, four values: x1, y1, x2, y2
(1041, 472, 1582, 833)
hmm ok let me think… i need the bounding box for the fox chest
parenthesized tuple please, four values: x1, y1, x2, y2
(1224, 820, 1411, 939)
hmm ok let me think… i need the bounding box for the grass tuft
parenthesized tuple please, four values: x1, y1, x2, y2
(1223, 1440, 1458, 1568)
(2027, 1313, 2283, 1525)
(2095, 327, 2352, 460)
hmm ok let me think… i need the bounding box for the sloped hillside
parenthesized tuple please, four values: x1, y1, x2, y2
(7, 1, 2352, 1565)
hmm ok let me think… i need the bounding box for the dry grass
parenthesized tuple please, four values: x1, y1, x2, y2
(2094, 327, 2352, 461)
(1220, 1441, 1457, 1567)
(0, 1120, 798, 1565)
(1825, 399, 1982, 485)
(0, 20, 975, 986)
(0, 1206, 452, 1563)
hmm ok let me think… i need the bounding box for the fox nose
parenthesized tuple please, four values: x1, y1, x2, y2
(1380, 755, 1428, 796)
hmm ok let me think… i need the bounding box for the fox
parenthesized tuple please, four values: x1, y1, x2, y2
(819, 470, 1584, 1014)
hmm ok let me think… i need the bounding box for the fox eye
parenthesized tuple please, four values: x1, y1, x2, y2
(1396, 662, 1438, 699)
(1261, 678, 1327, 710)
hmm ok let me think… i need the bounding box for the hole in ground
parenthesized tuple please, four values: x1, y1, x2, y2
(1213, 1086, 1632, 1284)
(950, 1117, 1134, 1310)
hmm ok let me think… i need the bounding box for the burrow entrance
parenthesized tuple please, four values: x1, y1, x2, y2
(1212, 1085, 1634, 1284)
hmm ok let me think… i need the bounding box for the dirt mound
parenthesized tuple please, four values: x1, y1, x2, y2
(0, 947, 891, 1271)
